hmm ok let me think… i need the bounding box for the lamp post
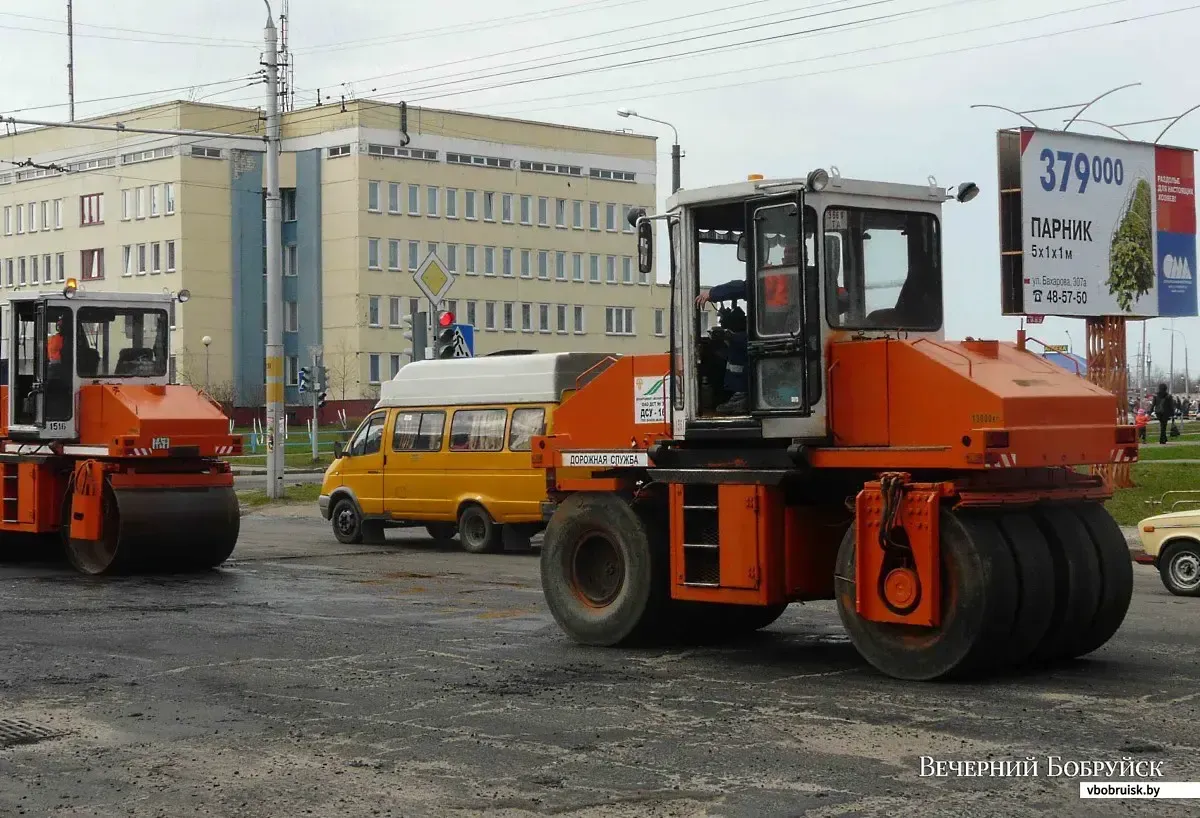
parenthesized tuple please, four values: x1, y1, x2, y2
(617, 107, 680, 193)
(1064, 329, 1073, 355)
(1163, 326, 1189, 396)
(202, 335, 212, 392)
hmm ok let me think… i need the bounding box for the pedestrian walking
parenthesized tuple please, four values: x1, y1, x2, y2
(1153, 383, 1175, 445)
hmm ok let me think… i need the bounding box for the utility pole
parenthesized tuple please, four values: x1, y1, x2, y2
(309, 345, 322, 461)
(66, 0, 75, 121)
(263, 3, 285, 499)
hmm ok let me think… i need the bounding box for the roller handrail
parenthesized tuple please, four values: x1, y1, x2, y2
(912, 338, 972, 377)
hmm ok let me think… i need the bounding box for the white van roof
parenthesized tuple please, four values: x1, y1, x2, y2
(376, 351, 619, 408)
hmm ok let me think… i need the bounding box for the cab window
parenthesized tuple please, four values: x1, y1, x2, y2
(348, 412, 385, 457)
(392, 411, 445, 451)
(449, 409, 507, 452)
(508, 408, 546, 451)
(824, 207, 941, 331)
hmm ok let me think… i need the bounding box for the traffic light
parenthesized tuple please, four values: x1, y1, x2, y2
(298, 366, 311, 393)
(317, 365, 329, 392)
(317, 391, 327, 409)
(402, 311, 428, 361)
(434, 311, 457, 359)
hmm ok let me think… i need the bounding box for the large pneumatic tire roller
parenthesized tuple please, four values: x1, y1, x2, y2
(64, 483, 241, 575)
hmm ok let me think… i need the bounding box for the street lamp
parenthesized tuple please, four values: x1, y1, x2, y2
(202, 335, 212, 392)
(617, 107, 681, 193)
(1064, 329, 1073, 355)
(1163, 326, 1189, 396)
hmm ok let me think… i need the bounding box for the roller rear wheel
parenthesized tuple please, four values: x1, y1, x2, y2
(835, 510, 1019, 681)
(62, 485, 128, 576)
(1027, 506, 1102, 663)
(1071, 502, 1134, 653)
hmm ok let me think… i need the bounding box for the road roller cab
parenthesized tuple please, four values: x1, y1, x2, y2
(530, 169, 1135, 681)
(0, 280, 243, 575)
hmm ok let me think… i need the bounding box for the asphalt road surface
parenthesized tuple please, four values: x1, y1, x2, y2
(1, 506, 1197, 817)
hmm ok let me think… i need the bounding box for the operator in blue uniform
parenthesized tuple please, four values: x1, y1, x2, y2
(696, 280, 748, 415)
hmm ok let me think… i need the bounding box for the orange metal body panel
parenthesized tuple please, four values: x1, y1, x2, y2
(854, 479, 951, 627)
(77, 384, 241, 454)
(783, 505, 847, 601)
(109, 469, 234, 489)
(828, 340, 890, 446)
(668, 483, 786, 606)
(69, 460, 106, 541)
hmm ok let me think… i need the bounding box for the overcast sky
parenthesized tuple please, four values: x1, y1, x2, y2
(3, 0, 1198, 387)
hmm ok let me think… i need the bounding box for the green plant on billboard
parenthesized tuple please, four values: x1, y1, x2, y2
(1106, 178, 1154, 312)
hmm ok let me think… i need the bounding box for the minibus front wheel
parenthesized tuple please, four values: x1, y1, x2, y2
(458, 504, 502, 554)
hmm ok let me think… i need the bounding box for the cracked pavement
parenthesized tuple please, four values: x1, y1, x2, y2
(1, 505, 1197, 817)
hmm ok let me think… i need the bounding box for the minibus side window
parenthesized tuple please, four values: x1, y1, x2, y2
(449, 409, 507, 452)
(508, 408, 546, 452)
(349, 412, 385, 457)
(391, 411, 445, 451)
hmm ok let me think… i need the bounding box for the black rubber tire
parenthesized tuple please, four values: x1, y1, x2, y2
(361, 520, 387, 545)
(993, 512, 1056, 668)
(1072, 502, 1136, 652)
(834, 509, 1019, 681)
(458, 504, 501, 554)
(540, 492, 666, 646)
(425, 523, 457, 542)
(62, 485, 129, 576)
(1158, 540, 1200, 597)
(1028, 505, 1102, 663)
(330, 498, 363, 545)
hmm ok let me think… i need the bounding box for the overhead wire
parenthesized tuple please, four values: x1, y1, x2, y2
(4, 75, 264, 116)
(0, 11, 258, 44)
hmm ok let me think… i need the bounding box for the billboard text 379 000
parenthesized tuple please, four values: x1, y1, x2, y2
(998, 127, 1196, 318)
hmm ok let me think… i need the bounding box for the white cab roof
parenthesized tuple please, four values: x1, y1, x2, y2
(377, 352, 618, 408)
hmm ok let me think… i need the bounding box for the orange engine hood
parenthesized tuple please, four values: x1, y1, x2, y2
(77, 383, 231, 445)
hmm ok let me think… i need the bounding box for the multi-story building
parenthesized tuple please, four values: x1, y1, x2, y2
(0, 99, 669, 408)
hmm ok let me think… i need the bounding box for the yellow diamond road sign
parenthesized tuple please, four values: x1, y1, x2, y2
(414, 251, 455, 305)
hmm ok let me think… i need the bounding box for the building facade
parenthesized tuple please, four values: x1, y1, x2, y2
(0, 99, 670, 408)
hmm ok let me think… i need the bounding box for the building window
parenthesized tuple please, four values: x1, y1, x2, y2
(426, 186, 439, 217)
(521, 303, 532, 332)
(572, 253, 583, 282)
(555, 198, 566, 228)
(573, 305, 585, 334)
(466, 300, 477, 328)
(27, 202, 36, 232)
(368, 180, 381, 212)
(654, 308, 665, 336)
(137, 244, 147, 275)
(152, 243, 162, 274)
(150, 185, 160, 217)
(135, 187, 145, 219)
(538, 303, 550, 332)
(285, 301, 298, 332)
(446, 188, 458, 218)
(590, 167, 637, 182)
(388, 296, 401, 327)
(502, 193, 513, 223)
(30, 256, 38, 284)
(122, 190, 132, 220)
(537, 197, 549, 227)
(572, 200, 582, 229)
(485, 301, 496, 330)
(465, 190, 476, 220)
(56, 252, 65, 282)
(80, 193, 104, 225)
(54, 198, 63, 228)
(286, 356, 298, 386)
(41, 201, 50, 231)
(589, 202, 599, 231)
(520, 249, 531, 279)
(503, 248, 513, 278)
(589, 255, 600, 282)
(385, 182, 398, 214)
(555, 304, 568, 333)
(2, 206, 10, 235)
(165, 184, 175, 215)
(483, 191, 495, 221)
(283, 244, 297, 277)
(388, 239, 400, 271)
(166, 241, 176, 273)
(446, 152, 512, 169)
(555, 251, 566, 281)
(605, 306, 635, 335)
(518, 160, 582, 177)
(368, 296, 381, 327)
(622, 256, 632, 284)
(408, 241, 420, 271)
(538, 251, 549, 280)
(368, 237, 381, 269)
(622, 205, 635, 233)
(485, 246, 495, 276)
(503, 302, 514, 331)
(17, 257, 26, 285)
(606, 255, 617, 283)
(81, 249, 104, 280)
(367, 144, 437, 161)
(408, 184, 420, 216)
(4, 259, 12, 287)
(327, 145, 350, 158)
(445, 299, 457, 318)
(519, 195, 531, 225)
(15, 205, 23, 234)
(427, 241, 438, 259)
(123, 245, 134, 277)
(369, 354, 381, 384)
(447, 244, 458, 272)
(390, 354, 402, 379)
(466, 245, 477, 274)
(606, 203, 617, 232)
(409, 297, 420, 315)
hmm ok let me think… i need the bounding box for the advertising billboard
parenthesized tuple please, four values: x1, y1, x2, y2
(998, 128, 1196, 318)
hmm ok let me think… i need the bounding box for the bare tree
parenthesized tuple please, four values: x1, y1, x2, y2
(324, 337, 357, 401)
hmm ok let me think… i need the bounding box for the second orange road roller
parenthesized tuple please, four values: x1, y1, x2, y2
(531, 169, 1135, 681)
